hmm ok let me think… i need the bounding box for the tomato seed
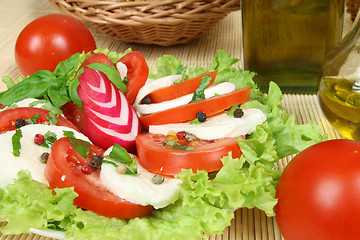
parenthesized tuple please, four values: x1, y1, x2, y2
(81, 165, 93, 175)
(34, 134, 45, 145)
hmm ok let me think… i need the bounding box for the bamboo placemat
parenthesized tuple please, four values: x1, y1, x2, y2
(0, 0, 345, 239)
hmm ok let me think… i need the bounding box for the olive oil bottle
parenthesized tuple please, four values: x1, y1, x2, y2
(318, 4, 360, 140)
(318, 77, 360, 140)
(242, 0, 345, 93)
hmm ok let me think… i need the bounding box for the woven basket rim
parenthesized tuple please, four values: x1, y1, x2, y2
(48, 0, 241, 46)
(49, 0, 241, 25)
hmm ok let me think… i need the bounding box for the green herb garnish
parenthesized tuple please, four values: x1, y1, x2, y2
(105, 144, 137, 175)
(12, 129, 23, 157)
(25, 114, 41, 125)
(190, 75, 212, 103)
(63, 130, 75, 138)
(46, 112, 59, 125)
(163, 140, 196, 151)
(68, 138, 91, 158)
(40, 131, 57, 149)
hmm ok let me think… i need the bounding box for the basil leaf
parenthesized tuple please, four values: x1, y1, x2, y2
(108, 144, 132, 164)
(102, 159, 118, 168)
(68, 138, 91, 158)
(12, 129, 23, 157)
(63, 130, 75, 138)
(25, 114, 41, 125)
(68, 78, 82, 110)
(0, 70, 54, 106)
(48, 76, 71, 107)
(53, 52, 80, 79)
(105, 144, 138, 175)
(190, 118, 201, 125)
(46, 112, 59, 125)
(163, 140, 196, 151)
(190, 75, 212, 103)
(40, 131, 57, 149)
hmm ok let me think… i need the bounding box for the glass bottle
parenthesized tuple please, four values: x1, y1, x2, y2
(318, 9, 360, 140)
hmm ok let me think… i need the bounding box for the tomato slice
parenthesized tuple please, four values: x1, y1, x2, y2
(147, 70, 218, 103)
(45, 137, 154, 218)
(62, 101, 86, 132)
(118, 51, 149, 105)
(135, 133, 242, 176)
(140, 87, 251, 129)
(0, 107, 79, 133)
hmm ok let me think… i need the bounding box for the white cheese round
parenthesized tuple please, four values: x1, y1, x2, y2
(149, 108, 267, 140)
(0, 124, 89, 188)
(100, 148, 182, 209)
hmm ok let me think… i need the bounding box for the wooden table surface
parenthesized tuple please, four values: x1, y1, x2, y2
(0, 0, 346, 240)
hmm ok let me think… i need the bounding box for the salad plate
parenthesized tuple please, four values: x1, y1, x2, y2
(0, 48, 327, 240)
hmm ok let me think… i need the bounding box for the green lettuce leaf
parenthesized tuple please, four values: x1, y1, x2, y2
(0, 170, 77, 235)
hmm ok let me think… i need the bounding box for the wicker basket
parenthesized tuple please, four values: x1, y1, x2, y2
(48, 0, 241, 46)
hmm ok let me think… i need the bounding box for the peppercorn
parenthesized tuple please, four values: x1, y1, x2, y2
(185, 133, 196, 141)
(152, 174, 164, 184)
(81, 165, 93, 175)
(90, 155, 103, 170)
(40, 152, 50, 164)
(196, 111, 207, 122)
(234, 108, 244, 118)
(141, 96, 152, 104)
(34, 134, 45, 145)
(15, 119, 26, 128)
(116, 164, 127, 174)
(176, 131, 187, 140)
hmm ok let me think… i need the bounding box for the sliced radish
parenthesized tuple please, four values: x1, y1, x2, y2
(77, 67, 141, 152)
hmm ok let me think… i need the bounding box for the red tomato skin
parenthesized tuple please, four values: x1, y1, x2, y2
(118, 51, 149, 105)
(275, 139, 360, 240)
(148, 70, 218, 103)
(135, 133, 242, 176)
(80, 52, 115, 69)
(0, 107, 79, 133)
(61, 101, 86, 132)
(45, 137, 154, 218)
(15, 14, 96, 76)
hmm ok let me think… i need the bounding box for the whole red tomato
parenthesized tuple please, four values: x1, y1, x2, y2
(275, 139, 360, 240)
(15, 14, 96, 76)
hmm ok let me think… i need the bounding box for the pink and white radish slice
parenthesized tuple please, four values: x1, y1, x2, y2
(77, 67, 141, 152)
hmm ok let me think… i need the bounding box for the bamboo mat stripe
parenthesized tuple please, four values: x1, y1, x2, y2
(0, 0, 346, 239)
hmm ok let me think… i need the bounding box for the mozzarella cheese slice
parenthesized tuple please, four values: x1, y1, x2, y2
(149, 108, 266, 140)
(0, 124, 89, 188)
(100, 148, 181, 209)
(133, 74, 182, 110)
(135, 82, 236, 116)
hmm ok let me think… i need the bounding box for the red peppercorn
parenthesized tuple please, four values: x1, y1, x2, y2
(81, 165, 93, 175)
(176, 131, 187, 140)
(34, 134, 45, 145)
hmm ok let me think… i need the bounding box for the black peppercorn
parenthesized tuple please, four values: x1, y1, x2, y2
(90, 155, 103, 170)
(141, 96, 152, 104)
(233, 108, 244, 118)
(15, 119, 26, 128)
(196, 111, 207, 122)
